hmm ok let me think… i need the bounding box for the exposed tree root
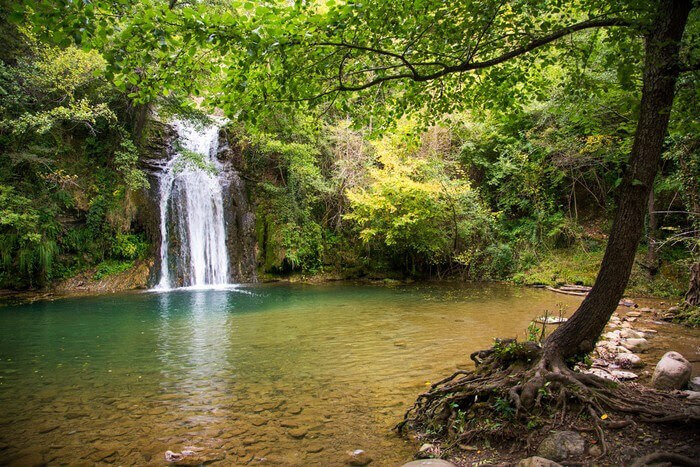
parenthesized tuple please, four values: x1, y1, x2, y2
(630, 452, 700, 467)
(396, 339, 698, 460)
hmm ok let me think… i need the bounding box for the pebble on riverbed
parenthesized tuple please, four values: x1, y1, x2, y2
(346, 449, 373, 466)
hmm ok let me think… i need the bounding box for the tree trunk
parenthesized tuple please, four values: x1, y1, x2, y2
(686, 262, 700, 307)
(645, 188, 660, 276)
(543, 0, 692, 361)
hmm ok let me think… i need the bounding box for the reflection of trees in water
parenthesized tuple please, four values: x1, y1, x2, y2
(155, 291, 234, 413)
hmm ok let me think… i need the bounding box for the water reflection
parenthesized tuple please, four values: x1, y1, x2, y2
(0, 283, 594, 465)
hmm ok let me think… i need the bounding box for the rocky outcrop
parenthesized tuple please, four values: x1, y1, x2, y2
(217, 128, 257, 282)
(651, 351, 692, 390)
(137, 119, 179, 285)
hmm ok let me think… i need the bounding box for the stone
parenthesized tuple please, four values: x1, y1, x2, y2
(346, 449, 372, 466)
(583, 368, 616, 381)
(626, 311, 642, 317)
(250, 416, 268, 426)
(668, 306, 680, 312)
(620, 338, 649, 351)
(417, 443, 439, 459)
(37, 423, 60, 434)
(615, 353, 643, 369)
(620, 329, 645, 339)
(588, 445, 603, 457)
(652, 351, 692, 390)
(402, 461, 456, 467)
(602, 331, 621, 340)
(684, 391, 700, 403)
(689, 376, 700, 392)
(639, 307, 653, 313)
(610, 370, 638, 380)
(287, 427, 308, 439)
(536, 431, 586, 462)
(8, 453, 44, 467)
(516, 456, 563, 467)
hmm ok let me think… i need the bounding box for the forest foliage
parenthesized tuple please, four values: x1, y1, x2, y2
(0, 0, 698, 294)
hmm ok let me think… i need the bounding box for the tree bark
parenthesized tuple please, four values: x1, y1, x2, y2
(645, 188, 660, 276)
(543, 0, 692, 361)
(686, 262, 700, 307)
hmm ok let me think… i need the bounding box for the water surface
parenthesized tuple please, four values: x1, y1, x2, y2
(0, 283, 582, 465)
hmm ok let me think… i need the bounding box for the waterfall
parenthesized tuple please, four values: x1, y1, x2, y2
(155, 119, 230, 289)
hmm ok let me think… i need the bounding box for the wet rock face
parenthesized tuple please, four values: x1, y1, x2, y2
(217, 128, 257, 283)
(137, 119, 179, 285)
(652, 351, 692, 390)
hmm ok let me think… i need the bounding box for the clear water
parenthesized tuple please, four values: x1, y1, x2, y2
(0, 283, 583, 465)
(156, 120, 230, 290)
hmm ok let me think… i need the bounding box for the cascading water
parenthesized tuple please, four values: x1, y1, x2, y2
(155, 119, 230, 289)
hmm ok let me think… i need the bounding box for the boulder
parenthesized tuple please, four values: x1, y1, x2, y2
(615, 353, 643, 369)
(536, 431, 585, 462)
(346, 449, 372, 466)
(517, 456, 563, 467)
(689, 376, 700, 392)
(651, 352, 692, 390)
(402, 461, 456, 467)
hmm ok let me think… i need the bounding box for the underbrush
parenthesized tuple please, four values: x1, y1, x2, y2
(512, 244, 689, 299)
(93, 260, 135, 280)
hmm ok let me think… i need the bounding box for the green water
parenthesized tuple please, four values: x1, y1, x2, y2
(0, 283, 582, 465)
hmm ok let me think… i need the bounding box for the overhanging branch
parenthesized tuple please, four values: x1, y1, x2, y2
(322, 17, 632, 92)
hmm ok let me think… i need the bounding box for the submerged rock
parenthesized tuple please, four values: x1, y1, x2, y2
(287, 427, 308, 439)
(346, 449, 372, 465)
(652, 351, 692, 390)
(536, 430, 585, 462)
(517, 456, 563, 467)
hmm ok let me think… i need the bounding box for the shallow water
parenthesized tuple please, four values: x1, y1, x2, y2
(0, 283, 589, 465)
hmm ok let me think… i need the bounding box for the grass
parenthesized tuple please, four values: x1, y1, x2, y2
(512, 244, 689, 299)
(93, 260, 134, 280)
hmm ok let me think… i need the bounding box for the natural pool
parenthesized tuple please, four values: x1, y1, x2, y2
(0, 283, 585, 465)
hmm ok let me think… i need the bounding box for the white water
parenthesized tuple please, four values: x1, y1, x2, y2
(155, 120, 230, 290)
